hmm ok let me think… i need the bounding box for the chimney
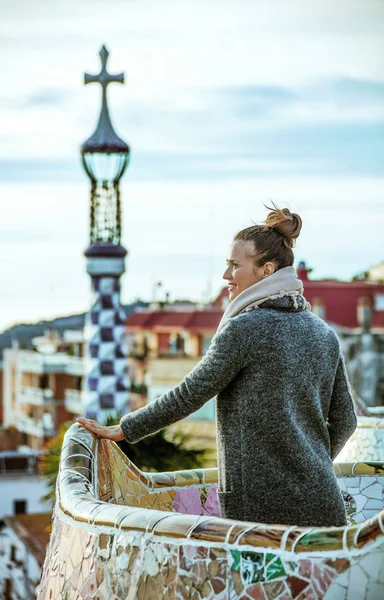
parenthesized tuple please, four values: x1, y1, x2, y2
(357, 297, 372, 331)
(297, 260, 311, 281)
(312, 297, 326, 320)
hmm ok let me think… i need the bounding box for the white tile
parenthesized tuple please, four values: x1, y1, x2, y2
(346, 487, 362, 495)
(362, 509, 382, 520)
(365, 499, 383, 510)
(360, 477, 380, 491)
(366, 582, 384, 600)
(324, 582, 347, 600)
(354, 494, 368, 513)
(364, 483, 384, 499)
(354, 512, 366, 524)
(336, 570, 350, 587)
(360, 552, 384, 580)
(344, 478, 361, 488)
(347, 566, 368, 600)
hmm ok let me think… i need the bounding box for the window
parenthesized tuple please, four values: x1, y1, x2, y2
(375, 294, 384, 311)
(5, 579, 13, 597)
(13, 500, 27, 515)
(203, 336, 213, 355)
(39, 374, 49, 389)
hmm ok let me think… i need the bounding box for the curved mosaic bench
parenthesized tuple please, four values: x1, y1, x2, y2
(338, 417, 384, 463)
(38, 424, 384, 599)
(353, 395, 384, 419)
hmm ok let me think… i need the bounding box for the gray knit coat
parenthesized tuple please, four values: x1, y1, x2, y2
(120, 294, 357, 527)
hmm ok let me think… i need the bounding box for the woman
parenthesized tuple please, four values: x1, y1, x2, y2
(77, 203, 357, 527)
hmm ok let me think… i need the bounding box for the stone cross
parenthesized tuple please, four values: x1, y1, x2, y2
(82, 45, 128, 155)
(85, 45, 124, 92)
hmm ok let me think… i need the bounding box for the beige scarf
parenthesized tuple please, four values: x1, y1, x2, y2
(217, 265, 310, 332)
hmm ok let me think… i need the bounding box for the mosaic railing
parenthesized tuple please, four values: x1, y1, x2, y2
(38, 424, 384, 599)
(353, 394, 384, 418)
(338, 416, 384, 463)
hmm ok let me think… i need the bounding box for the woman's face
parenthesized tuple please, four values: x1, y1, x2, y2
(223, 240, 275, 301)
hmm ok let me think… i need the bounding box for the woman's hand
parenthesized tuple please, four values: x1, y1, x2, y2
(76, 417, 125, 442)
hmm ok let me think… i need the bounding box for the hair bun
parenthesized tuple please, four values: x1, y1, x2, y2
(263, 201, 302, 248)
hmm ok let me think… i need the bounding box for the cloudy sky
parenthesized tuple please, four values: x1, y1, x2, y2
(0, 0, 383, 331)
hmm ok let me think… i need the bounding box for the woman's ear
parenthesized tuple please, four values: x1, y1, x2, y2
(263, 262, 276, 277)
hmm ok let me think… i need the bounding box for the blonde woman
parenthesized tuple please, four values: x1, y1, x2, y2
(78, 204, 357, 527)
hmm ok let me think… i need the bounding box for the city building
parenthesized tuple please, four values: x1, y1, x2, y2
(0, 451, 47, 517)
(213, 261, 384, 328)
(0, 512, 51, 600)
(2, 331, 84, 450)
(0, 450, 50, 599)
(128, 263, 384, 414)
(369, 261, 384, 283)
(126, 306, 223, 419)
(0, 361, 3, 425)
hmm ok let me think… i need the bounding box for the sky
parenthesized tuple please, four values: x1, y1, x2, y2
(0, 0, 383, 331)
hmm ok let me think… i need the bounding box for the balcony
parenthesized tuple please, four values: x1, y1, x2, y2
(17, 351, 84, 376)
(17, 415, 55, 438)
(18, 386, 53, 407)
(37, 424, 384, 599)
(64, 389, 83, 415)
(65, 356, 84, 376)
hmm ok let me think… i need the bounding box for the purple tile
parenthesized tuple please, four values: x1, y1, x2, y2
(100, 327, 114, 342)
(100, 394, 114, 409)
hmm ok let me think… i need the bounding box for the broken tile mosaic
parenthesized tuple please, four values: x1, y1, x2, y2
(37, 424, 384, 599)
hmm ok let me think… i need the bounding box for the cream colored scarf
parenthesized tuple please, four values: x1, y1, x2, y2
(217, 265, 310, 332)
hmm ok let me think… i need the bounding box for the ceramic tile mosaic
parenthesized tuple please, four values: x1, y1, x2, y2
(338, 416, 384, 462)
(37, 424, 384, 599)
(84, 275, 130, 421)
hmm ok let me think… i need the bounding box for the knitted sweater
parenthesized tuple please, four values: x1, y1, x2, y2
(120, 294, 357, 527)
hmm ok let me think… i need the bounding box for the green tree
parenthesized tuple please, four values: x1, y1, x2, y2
(39, 421, 73, 504)
(352, 270, 370, 281)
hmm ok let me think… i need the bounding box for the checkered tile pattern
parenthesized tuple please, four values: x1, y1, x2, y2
(83, 275, 130, 422)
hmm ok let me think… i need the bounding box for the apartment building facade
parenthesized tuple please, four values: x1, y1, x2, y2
(2, 331, 84, 450)
(126, 307, 224, 421)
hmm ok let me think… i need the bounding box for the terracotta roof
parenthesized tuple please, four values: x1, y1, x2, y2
(187, 310, 223, 329)
(302, 280, 384, 290)
(5, 513, 52, 566)
(126, 310, 223, 331)
(151, 312, 195, 329)
(212, 277, 384, 306)
(126, 311, 155, 328)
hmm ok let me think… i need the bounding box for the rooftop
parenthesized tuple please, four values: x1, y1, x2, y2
(126, 309, 223, 331)
(5, 512, 52, 567)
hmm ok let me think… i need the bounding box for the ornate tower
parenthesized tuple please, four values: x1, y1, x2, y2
(81, 45, 130, 422)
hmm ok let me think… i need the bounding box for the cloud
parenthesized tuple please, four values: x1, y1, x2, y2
(212, 78, 384, 124)
(0, 114, 383, 183)
(0, 175, 383, 331)
(0, 0, 383, 329)
(23, 89, 70, 107)
(214, 85, 297, 118)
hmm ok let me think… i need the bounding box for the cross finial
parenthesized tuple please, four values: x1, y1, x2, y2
(81, 45, 129, 156)
(84, 45, 124, 89)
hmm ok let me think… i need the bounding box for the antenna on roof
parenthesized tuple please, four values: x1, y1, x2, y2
(152, 280, 163, 303)
(206, 208, 215, 304)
